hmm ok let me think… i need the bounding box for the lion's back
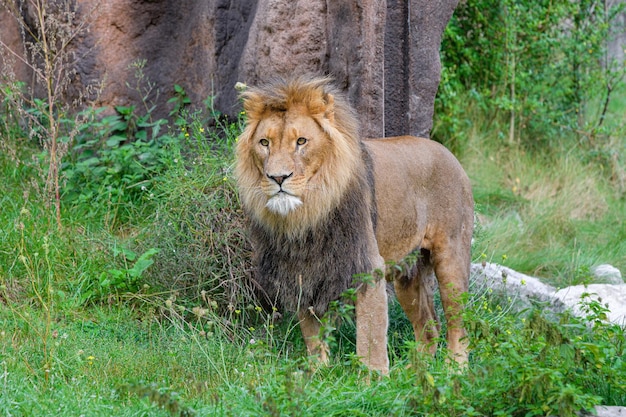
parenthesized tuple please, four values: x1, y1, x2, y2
(364, 136, 473, 261)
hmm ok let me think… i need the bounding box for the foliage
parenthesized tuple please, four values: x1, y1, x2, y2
(134, 103, 253, 310)
(61, 104, 175, 224)
(2, 77, 625, 415)
(120, 383, 196, 417)
(167, 84, 192, 117)
(1, 3, 626, 413)
(99, 247, 160, 296)
(58, 59, 183, 225)
(436, 0, 626, 151)
(466, 137, 626, 282)
(2, 267, 624, 416)
(0, 0, 99, 229)
(461, 293, 626, 415)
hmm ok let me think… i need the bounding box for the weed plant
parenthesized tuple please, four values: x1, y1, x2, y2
(0, 0, 101, 229)
(134, 103, 255, 312)
(61, 60, 180, 227)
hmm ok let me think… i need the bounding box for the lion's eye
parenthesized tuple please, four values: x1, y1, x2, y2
(296, 137, 307, 146)
(259, 138, 270, 147)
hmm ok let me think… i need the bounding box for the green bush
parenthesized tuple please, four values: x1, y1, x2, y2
(135, 107, 254, 309)
(461, 294, 626, 415)
(436, 0, 625, 150)
(61, 105, 176, 222)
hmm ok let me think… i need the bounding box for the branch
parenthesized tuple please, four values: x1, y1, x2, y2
(0, 38, 46, 81)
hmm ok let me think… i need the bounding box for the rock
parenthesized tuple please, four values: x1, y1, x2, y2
(0, 0, 458, 137)
(0, 6, 31, 85)
(471, 262, 626, 325)
(553, 284, 626, 324)
(592, 264, 623, 284)
(384, 0, 458, 138)
(470, 262, 560, 311)
(584, 406, 626, 417)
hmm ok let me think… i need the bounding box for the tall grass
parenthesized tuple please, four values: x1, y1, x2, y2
(444, 96, 626, 286)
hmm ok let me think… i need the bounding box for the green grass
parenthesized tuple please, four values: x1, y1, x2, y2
(1, 89, 625, 415)
(450, 104, 626, 286)
(2, 281, 624, 416)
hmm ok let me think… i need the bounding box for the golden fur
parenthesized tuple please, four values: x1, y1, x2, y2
(235, 76, 474, 373)
(236, 76, 364, 238)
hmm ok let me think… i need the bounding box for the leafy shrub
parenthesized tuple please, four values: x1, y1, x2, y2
(136, 107, 254, 310)
(458, 293, 626, 415)
(98, 247, 160, 296)
(436, 0, 625, 150)
(61, 105, 175, 221)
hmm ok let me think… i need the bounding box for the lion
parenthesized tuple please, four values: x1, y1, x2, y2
(235, 76, 474, 374)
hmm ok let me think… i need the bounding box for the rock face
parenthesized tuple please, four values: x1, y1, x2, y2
(608, 0, 626, 65)
(0, 0, 458, 138)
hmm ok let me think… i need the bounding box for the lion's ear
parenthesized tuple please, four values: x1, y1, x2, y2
(324, 93, 335, 124)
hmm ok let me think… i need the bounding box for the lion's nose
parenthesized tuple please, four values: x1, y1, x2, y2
(267, 172, 293, 185)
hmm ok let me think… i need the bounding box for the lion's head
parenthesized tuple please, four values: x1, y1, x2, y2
(235, 76, 367, 236)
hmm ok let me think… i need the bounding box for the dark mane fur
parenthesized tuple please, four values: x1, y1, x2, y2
(251, 145, 377, 316)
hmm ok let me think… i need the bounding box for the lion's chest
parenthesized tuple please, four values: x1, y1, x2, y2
(251, 190, 376, 316)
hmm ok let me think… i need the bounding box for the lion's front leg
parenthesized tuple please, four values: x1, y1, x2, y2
(298, 310, 329, 364)
(356, 277, 390, 375)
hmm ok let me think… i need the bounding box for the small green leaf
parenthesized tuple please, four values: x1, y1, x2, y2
(106, 135, 125, 147)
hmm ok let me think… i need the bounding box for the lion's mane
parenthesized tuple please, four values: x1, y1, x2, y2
(235, 76, 377, 315)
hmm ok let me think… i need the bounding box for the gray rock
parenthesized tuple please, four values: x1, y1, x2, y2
(470, 262, 560, 310)
(592, 264, 623, 284)
(471, 262, 626, 325)
(584, 406, 626, 416)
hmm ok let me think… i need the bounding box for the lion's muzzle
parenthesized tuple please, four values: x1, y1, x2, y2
(265, 192, 302, 215)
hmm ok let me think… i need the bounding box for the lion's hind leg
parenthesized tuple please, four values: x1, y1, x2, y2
(393, 251, 441, 355)
(431, 244, 470, 366)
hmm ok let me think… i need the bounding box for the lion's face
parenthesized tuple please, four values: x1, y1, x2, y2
(235, 79, 363, 233)
(247, 110, 330, 216)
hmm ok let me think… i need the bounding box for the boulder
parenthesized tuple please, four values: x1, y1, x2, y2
(471, 262, 626, 325)
(584, 406, 626, 417)
(592, 264, 623, 284)
(553, 284, 626, 324)
(470, 262, 561, 311)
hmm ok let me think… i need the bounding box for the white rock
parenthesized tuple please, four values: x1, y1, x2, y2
(471, 263, 626, 325)
(592, 264, 623, 284)
(586, 406, 626, 416)
(553, 284, 626, 325)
